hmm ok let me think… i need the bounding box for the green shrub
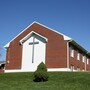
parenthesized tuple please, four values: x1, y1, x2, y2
(33, 62, 48, 82)
(37, 62, 47, 72)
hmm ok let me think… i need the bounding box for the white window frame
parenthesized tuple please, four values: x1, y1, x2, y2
(87, 58, 89, 64)
(77, 51, 80, 60)
(70, 47, 74, 57)
(70, 65, 74, 71)
(82, 55, 85, 62)
(77, 67, 80, 71)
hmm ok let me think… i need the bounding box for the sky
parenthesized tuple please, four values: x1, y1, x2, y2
(0, 0, 90, 61)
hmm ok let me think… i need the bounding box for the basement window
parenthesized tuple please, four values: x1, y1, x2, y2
(70, 65, 74, 71)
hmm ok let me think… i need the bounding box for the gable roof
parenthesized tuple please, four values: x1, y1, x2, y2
(4, 21, 72, 48)
(4, 21, 90, 56)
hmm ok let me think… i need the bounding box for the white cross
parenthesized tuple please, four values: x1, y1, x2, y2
(29, 36, 39, 63)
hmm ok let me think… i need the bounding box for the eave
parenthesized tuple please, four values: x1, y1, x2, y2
(69, 40, 90, 57)
(4, 21, 71, 48)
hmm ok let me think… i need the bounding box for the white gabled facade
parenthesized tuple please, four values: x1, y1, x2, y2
(21, 32, 47, 71)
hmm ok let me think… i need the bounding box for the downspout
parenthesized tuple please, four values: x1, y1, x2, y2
(67, 40, 72, 71)
(4, 44, 10, 72)
(85, 52, 89, 71)
(85, 57, 87, 71)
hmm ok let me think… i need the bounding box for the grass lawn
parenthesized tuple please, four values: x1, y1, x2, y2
(0, 72, 90, 90)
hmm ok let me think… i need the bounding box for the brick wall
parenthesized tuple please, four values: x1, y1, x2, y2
(69, 44, 90, 71)
(5, 23, 67, 70)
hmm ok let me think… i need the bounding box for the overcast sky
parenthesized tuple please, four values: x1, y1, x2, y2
(0, 0, 90, 61)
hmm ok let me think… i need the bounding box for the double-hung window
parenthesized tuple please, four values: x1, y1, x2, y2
(87, 58, 89, 64)
(77, 51, 80, 60)
(70, 47, 74, 57)
(82, 55, 85, 62)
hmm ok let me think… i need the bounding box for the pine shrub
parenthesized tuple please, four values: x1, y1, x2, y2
(33, 62, 48, 82)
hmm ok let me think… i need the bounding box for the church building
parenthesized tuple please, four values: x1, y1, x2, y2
(4, 21, 90, 72)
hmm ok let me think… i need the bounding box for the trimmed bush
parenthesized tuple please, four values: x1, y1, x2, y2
(37, 62, 47, 72)
(33, 62, 48, 82)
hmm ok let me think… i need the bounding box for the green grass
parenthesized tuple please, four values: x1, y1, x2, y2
(0, 72, 90, 90)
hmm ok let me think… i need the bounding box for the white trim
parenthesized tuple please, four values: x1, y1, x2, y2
(48, 68, 82, 72)
(67, 41, 72, 71)
(4, 21, 72, 48)
(87, 58, 89, 64)
(21, 34, 46, 71)
(5, 69, 36, 73)
(4, 43, 10, 48)
(82, 55, 85, 62)
(77, 51, 80, 60)
(20, 31, 48, 45)
(34, 21, 72, 40)
(5, 68, 70, 72)
(70, 47, 74, 57)
(67, 42, 69, 71)
(84, 56, 87, 71)
(5, 69, 22, 73)
(5, 67, 84, 73)
(48, 68, 71, 71)
(4, 21, 36, 48)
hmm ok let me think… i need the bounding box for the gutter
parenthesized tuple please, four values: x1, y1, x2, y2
(70, 40, 89, 54)
(67, 40, 90, 71)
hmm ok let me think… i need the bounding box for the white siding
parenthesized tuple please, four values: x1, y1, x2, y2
(21, 35, 46, 72)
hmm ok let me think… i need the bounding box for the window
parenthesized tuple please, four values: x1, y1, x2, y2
(82, 55, 85, 62)
(70, 47, 74, 57)
(77, 51, 80, 60)
(82, 69, 85, 71)
(87, 58, 89, 64)
(70, 65, 74, 71)
(77, 67, 80, 71)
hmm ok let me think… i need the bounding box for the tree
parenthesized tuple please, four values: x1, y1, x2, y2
(33, 62, 49, 82)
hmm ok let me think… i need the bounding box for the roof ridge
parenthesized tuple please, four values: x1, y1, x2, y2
(34, 21, 72, 40)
